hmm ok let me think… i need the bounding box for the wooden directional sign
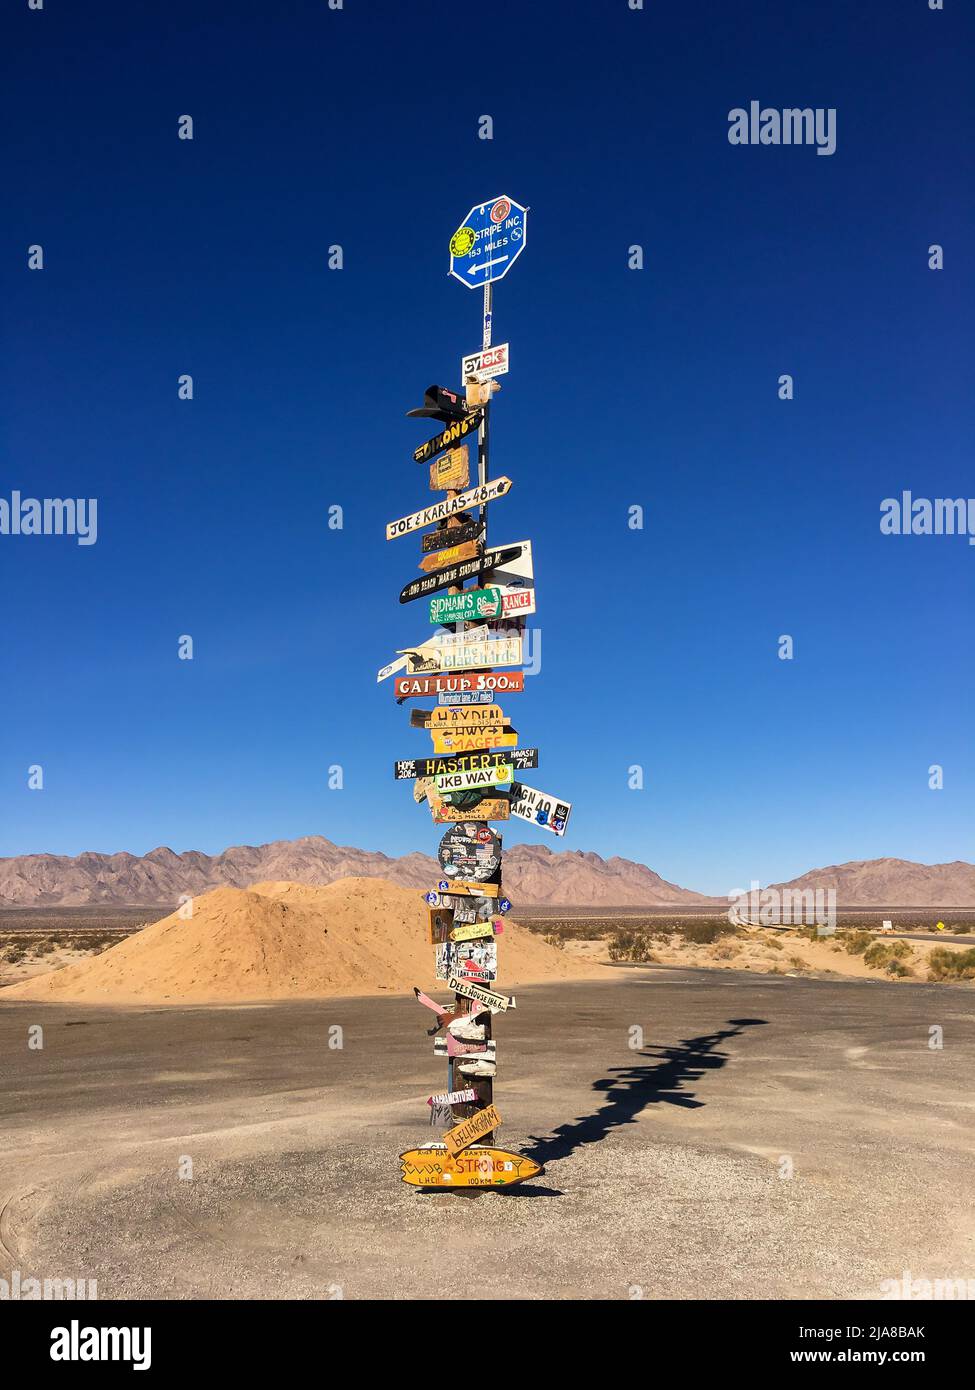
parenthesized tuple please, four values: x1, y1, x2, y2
(429, 445, 470, 492)
(412, 411, 482, 465)
(429, 586, 502, 626)
(430, 704, 504, 729)
(428, 1089, 478, 1108)
(399, 1144, 540, 1189)
(386, 477, 511, 541)
(418, 539, 482, 573)
(448, 977, 515, 1012)
(431, 728, 517, 755)
(399, 545, 521, 604)
(432, 797, 510, 823)
(393, 633, 521, 681)
(421, 518, 482, 553)
(435, 764, 513, 795)
(443, 1105, 502, 1159)
(438, 878, 501, 898)
(509, 782, 572, 836)
(439, 825, 501, 880)
(395, 670, 525, 699)
(450, 920, 502, 942)
(394, 748, 516, 780)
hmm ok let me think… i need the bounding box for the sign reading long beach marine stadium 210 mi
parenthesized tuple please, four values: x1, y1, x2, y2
(383, 193, 572, 1192)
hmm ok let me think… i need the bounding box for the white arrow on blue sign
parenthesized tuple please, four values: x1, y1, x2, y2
(449, 195, 528, 289)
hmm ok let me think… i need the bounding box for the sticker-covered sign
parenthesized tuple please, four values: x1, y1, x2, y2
(449, 195, 528, 289)
(429, 586, 502, 626)
(436, 939, 497, 983)
(438, 825, 502, 881)
(429, 445, 470, 492)
(412, 411, 483, 465)
(399, 633, 522, 677)
(509, 782, 572, 836)
(385, 477, 511, 541)
(394, 670, 525, 699)
(399, 545, 521, 604)
(462, 343, 510, 382)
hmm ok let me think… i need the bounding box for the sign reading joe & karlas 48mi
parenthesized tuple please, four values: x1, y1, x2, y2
(389, 193, 562, 1190)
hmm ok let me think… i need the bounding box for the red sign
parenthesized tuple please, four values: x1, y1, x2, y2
(394, 671, 525, 700)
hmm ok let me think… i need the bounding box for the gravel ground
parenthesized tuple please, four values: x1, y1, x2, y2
(1, 968, 973, 1300)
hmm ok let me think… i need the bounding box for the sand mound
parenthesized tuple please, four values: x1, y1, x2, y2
(0, 876, 609, 1005)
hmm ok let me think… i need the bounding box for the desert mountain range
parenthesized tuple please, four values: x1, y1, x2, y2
(0, 838, 972, 908)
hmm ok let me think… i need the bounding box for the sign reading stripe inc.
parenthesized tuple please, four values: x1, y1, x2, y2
(449, 196, 528, 289)
(386, 477, 512, 541)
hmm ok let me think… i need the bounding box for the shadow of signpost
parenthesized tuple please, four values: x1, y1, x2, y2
(521, 1017, 768, 1175)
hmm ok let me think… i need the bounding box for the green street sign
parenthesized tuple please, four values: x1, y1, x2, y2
(429, 585, 503, 626)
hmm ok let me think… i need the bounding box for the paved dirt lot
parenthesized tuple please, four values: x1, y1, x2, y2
(1, 967, 973, 1300)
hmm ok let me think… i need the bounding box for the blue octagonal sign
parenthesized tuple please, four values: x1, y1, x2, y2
(449, 195, 528, 289)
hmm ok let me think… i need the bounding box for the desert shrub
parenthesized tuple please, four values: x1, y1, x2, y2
(863, 940, 911, 970)
(608, 928, 657, 963)
(927, 948, 975, 983)
(543, 932, 565, 951)
(842, 930, 873, 956)
(788, 956, 806, 970)
(885, 960, 913, 978)
(676, 920, 739, 946)
(763, 935, 784, 951)
(712, 941, 742, 960)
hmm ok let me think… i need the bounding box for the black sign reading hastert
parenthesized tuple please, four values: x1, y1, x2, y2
(400, 545, 522, 604)
(413, 412, 483, 465)
(394, 748, 537, 781)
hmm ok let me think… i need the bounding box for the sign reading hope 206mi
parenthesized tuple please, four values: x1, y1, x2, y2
(449, 197, 528, 289)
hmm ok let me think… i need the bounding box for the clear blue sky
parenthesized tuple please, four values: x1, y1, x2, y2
(2, 0, 972, 894)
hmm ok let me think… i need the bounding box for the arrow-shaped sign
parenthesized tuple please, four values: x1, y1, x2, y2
(385, 477, 512, 541)
(399, 544, 522, 604)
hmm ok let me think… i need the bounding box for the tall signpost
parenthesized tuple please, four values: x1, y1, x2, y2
(393, 196, 567, 1191)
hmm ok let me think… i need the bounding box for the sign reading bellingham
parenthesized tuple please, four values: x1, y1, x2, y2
(449, 196, 528, 288)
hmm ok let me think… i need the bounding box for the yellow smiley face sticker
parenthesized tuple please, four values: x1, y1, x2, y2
(450, 226, 476, 258)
